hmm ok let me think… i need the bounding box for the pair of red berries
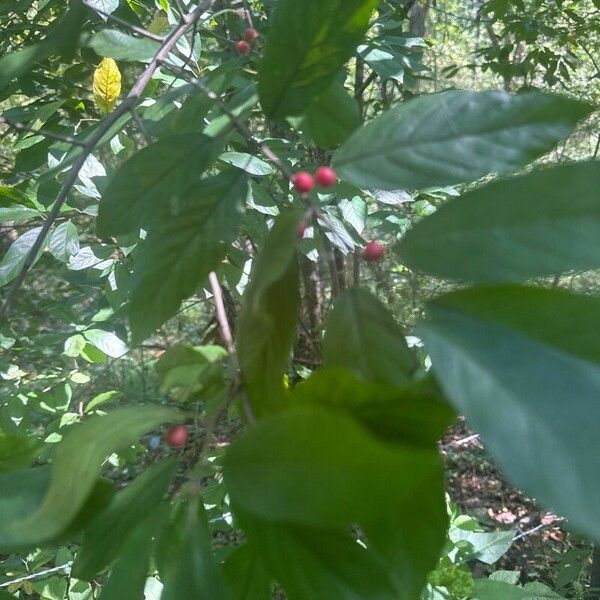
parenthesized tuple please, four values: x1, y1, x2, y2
(235, 28, 258, 55)
(292, 166, 337, 195)
(164, 424, 189, 449)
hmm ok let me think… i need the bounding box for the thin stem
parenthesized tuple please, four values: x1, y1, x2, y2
(0, 563, 72, 588)
(0, 116, 86, 146)
(208, 272, 255, 424)
(0, 0, 216, 323)
(81, 0, 165, 42)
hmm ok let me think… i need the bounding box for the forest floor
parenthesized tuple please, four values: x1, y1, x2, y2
(441, 419, 589, 595)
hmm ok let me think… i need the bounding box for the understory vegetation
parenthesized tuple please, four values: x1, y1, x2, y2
(2, 0, 600, 598)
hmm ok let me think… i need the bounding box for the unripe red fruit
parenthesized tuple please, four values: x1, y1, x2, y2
(244, 28, 259, 43)
(165, 424, 189, 449)
(297, 222, 308, 239)
(292, 171, 314, 195)
(363, 241, 385, 263)
(315, 166, 337, 188)
(235, 40, 251, 56)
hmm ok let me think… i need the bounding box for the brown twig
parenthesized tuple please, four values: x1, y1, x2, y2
(208, 272, 255, 424)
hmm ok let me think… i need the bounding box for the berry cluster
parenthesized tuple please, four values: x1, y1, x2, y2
(235, 28, 259, 55)
(292, 166, 337, 195)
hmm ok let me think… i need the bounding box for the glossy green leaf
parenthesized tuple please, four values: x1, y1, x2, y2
(397, 161, 600, 282)
(258, 0, 378, 118)
(300, 83, 360, 149)
(237, 510, 398, 600)
(323, 287, 416, 387)
(160, 498, 231, 600)
(84, 390, 123, 413)
(85, 29, 161, 62)
(86, 0, 119, 18)
(83, 329, 128, 358)
(73, 459, 178, 580)
(237, 211, 300, 416)
(219, 152, 276, 176)
(97, 134, 218, 236)
(0, 227, 44, 286)
(291, 369, 456, 446)
(420, 285, 600, 540)
(333, 91, 592, 190)
(128, 171, 247, 343)
(450, 528, 514, 564)
(49, 221, 79, 263)
(0, 406, 180, 551)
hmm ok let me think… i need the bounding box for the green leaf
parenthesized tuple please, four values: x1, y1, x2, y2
(49, 221, 79, 263)
(237, 211, 300, 416)
(0, 467, 51, 547)
(450, 528, 514, 564)
(0, 205, 40, 224)
(258, 0, 378, 118)
(0, 433, 41, 472)
(224, 407, 446, 598)
(85, 29, 161, 62)
(84, 390, 123, 413)
(473, 579, 565, 599)
(333, 90, 592, 190)
(156, 344, 227, 397)
(0, 227, 44, 286)
(219, 152, 276, 176)
(323, 287, 416, 387)
(236, 510, 398, 600)
(0, 406, 181, 551)
(160, 497, 231, 600)
(97, 134, 218, 237)
(299, 83, 360, 149)
(73, 459, 177, 580)
(83, 329, 128, 358)
(128, 171, 247, 343)
(64, 334, 87, 358)
(0, 186, 37, 208)
(86, 0, 119, 18)
(396, 161, 600, 282)
(223, 545, 271, 600)
(98, 508, 168, 600)
(0, 43, 51, 88)
(291, 369, 456, 446)
(420, 285, 600, 540)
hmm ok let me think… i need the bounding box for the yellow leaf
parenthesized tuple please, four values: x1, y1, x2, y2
(93, 58, 122, 114)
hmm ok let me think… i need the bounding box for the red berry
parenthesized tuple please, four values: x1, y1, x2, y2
(164, 424, 189, 449)
(292, 171, 314, 195)
(315, 166, 337, 188)
(363, 241, 385, 263)
(244, 27, 259, 43)
(235, 40, 251, 56)
(297, 221, 308, 239)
